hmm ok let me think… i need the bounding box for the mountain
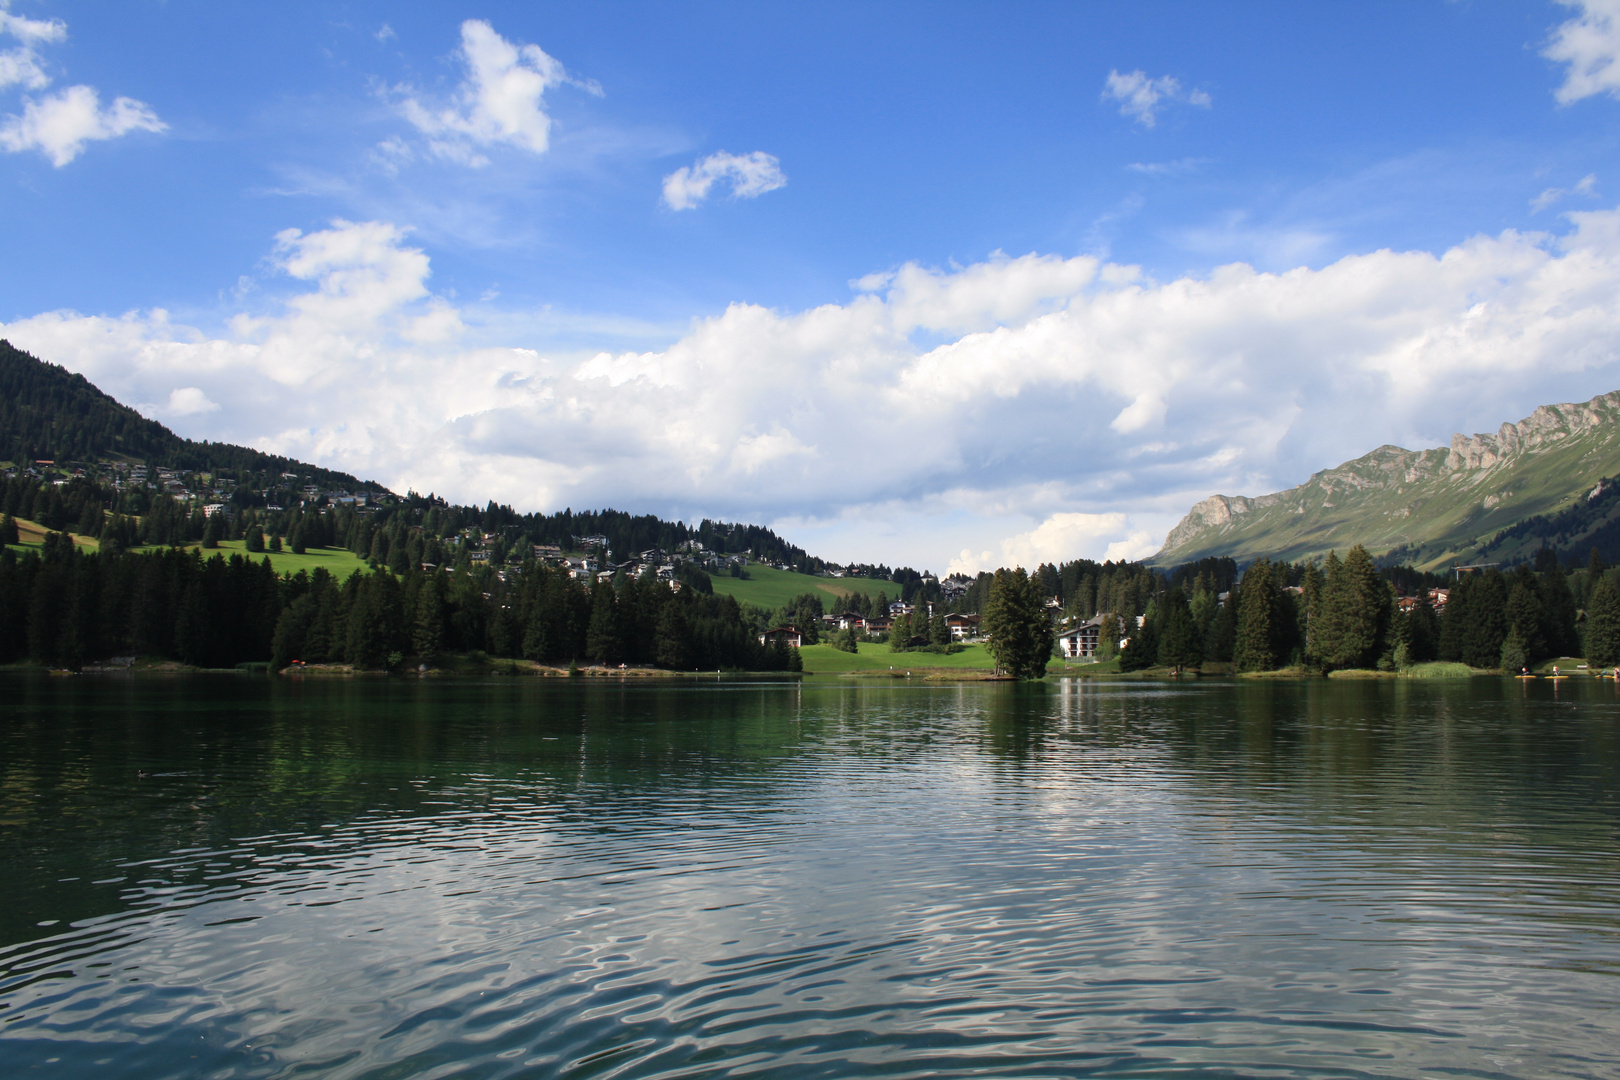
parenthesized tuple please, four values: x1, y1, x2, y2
(1155, 391, 1620, 571)
(0, 338, 382, 490)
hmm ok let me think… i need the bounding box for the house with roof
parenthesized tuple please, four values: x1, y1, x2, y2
(759, 626, 803, 648)
(945, 613, 981, 640)
(1056, 615, 1106, 659)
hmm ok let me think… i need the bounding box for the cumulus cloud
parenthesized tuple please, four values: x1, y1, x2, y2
(0, 5, 164, 165)
(14, 214, 1620, 569)
(392, 19, 598, 166)
(948, 513, 1159, 576)
(662, 150, 787, 210)
(0, 84, 164, 166)
(1545, 0, 1620, 104)
(1103, 69, 1211, 128)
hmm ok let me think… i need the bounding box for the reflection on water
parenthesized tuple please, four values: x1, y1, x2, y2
(2, 674, 1619, 1078)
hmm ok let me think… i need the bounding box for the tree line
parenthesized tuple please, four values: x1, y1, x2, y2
(1114, 544, 1600, 674)
(0, 540, 801, 674)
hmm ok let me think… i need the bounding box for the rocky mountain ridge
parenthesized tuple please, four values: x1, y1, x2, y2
(1156, 391, 1620, 570)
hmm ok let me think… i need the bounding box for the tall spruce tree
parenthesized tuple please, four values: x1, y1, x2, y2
(1461, 570, 1508, 668)
(1535, 548, 1580, 657)
(982, 567, 1054, 679)
(1438, 573, 1472, 662)
(1585, 576, 1620, 666)
(1156, 587, 1203, 673)
(1233, 560, 1279, 672)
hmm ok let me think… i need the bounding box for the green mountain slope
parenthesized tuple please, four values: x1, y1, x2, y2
(1155, 390, 1620, 571)
(0, 338, 381, 490)
(708, 564, 898, 610)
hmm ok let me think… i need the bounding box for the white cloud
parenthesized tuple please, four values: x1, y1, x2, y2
(392, 19, 598, 167)
(1102, 69, 1211, 128)
(1546, 0, 1620, 104)
(1531, 172, 1599, 211)
(160, 387, 219, 417)
(0, 6, 163, 165)
(948, 513, 1159, 576)
(662, 150, 787, 210)
(0, 84, 164, 166)
(0, 3, 63, 91)
(16, 213, 1620, 570)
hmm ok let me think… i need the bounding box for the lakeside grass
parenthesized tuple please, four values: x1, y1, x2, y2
(710, 564, 899, 611)
(798, 641, 997, 674)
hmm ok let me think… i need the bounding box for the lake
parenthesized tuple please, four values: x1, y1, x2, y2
(1, 673, 1618, 1078)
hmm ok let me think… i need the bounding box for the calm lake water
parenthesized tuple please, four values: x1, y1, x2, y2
(1, 673, 1618, 1079)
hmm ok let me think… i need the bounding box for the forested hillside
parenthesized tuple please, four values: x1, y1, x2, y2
(0, 339, 378, 490)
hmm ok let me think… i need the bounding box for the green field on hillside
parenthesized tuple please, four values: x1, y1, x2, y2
(799, 642, 998, 673)
(4, 516, 98, 554)
(709, 564, 900, 611)
(132, 540, 371, 580)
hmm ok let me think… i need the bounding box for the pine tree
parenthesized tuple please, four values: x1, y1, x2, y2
(890, 612, 912, 651)
(1461, 570, 1508, 668)
(1232, 560, 1278, 672)
(1203, 596, 1236, 663)
(1119, 601, 1159, 672)
(1156, 587, 1203, 673)
(1585, 576, 1620, 666)
(1404, 592, 1441, 663)
(655, 594, 690, 669)
(0, 513, 17, 547)
(414, 573, 444, 659)
(1096, 612, 1121, 660)
(1339, 545, 1390, 669)
(982, 567, 1054, 679)
(1500, 626, 1529, 673)
(1504, 575, 1546, 662)
(1311, 551, 1346, 667)
(201, 511, 225, 549)
(1438, 573, 1472, 662)
(585, 580, 622, 664)
(1536, 552, 1580, 658)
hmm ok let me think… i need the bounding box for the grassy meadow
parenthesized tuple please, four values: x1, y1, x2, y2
(131, 539, 372, 580)
(798, 641, 998, 673)
(4, 516, 99, 554)
(710, 564, 901, 611)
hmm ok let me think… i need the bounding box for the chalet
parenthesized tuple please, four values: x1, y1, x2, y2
(533, 544, 562, 559)
(889, 601, 914, 617)
(866, 616, 893, 634)
(759, 626, 803, 648)
(1397, 588, 1449, 614)
(574, 534, 610, 550)
(1056, 615, 1106, 659)
(469, 550, 491, 564)
(835, 612, 869, 631)
(945, 613, 981, 640)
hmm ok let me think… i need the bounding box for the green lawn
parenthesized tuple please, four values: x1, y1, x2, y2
(799, 641, 998, 673)
(5, 516, 98, 554)
(132, 540, 372, 580)
(710, 564, 901, 611)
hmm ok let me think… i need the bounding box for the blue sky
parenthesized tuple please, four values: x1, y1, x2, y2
(5, 1, 1620, 572)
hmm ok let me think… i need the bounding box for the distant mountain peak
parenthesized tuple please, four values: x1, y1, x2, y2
(1156, 390, 1620, 570)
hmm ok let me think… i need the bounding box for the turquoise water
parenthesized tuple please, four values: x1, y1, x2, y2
(1, 674, 1618, 1078)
